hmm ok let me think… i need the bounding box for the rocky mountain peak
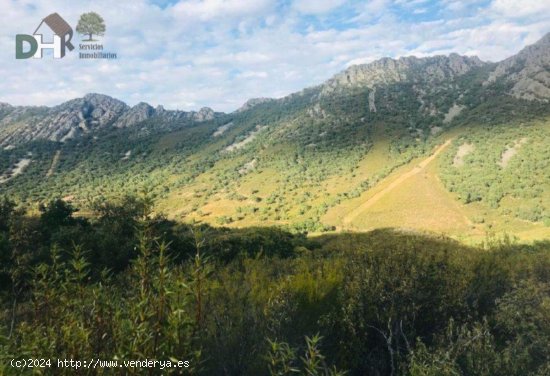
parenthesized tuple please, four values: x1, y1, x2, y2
(486, 32, 550, 101)
(135, 102, 155, 111)
(83, 92, 124, 104)
(533, 32, 550, 47)
(9, 93, 130, 142)
(237, 98, 275, 112)
(447, 53, 484, 73)
(0, 95, 223, 145)
(194, 107, 215, 121)
(321, 53, 485, 95)
(114, 102, 155, 128)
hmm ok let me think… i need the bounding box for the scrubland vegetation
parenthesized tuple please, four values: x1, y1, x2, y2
(439, 119, 550, 224)
(1, 196, 549, 375)
(2, 33, 550, 375)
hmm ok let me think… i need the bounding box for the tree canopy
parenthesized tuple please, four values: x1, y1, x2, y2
(76, 12, 106, 41)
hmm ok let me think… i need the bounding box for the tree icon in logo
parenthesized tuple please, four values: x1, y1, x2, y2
(76, 12, 105, 42)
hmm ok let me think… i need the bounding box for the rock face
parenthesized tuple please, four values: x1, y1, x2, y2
(298, 33, 549, 120)
(194, 107, 216, 122)
(0, 94, 221, 146)
(321, 54, 485, 95)
(0, 94, 128, 145)
(1, 33, 548, 147)
(114, 103, 216, 128)
(486, 32, 550, 101)
(115, 102, 155, 128)
(237, 98, 275, 112)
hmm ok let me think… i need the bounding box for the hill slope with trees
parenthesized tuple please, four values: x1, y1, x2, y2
(1, 34, 550, 241)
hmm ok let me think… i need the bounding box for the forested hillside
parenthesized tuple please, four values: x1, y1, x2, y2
(1, 28, 550, 376)
(1, 36, 550, 239)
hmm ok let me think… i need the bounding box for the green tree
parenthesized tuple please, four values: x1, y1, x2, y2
(39, 198, 77, 229)
(76, 12, 105, 41)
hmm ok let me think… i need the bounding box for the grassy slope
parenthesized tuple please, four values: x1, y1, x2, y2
(324, 120, 550, 242)
(2, 90, 548, 243)
(154, 116, 550, 243)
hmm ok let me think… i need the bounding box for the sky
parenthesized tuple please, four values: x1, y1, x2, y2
(0, 0, 549, 112)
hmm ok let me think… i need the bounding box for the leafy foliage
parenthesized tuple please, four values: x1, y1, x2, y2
(76, 12, 106, 41)
(1, 197, 549, 375)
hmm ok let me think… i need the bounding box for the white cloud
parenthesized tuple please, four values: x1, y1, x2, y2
(292, 0, 346, 14)
(0, 0, 548, 112)
(172, 0, 275, 21)
(238, 71, 268, 79)
(490, 0, 550, 18)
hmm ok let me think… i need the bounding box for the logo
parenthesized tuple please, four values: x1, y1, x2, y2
(16, 13, 75, 59)
(16, 12, 117, 60)
(76, 12, 105, 42)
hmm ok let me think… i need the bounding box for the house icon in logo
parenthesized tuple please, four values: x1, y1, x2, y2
(16, 13, 75, 59)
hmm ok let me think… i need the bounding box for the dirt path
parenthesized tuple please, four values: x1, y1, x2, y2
(342, 139, 452, 226)
(46, 150, 61, 177)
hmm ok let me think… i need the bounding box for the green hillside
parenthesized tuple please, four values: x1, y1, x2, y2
(1, 35, 550, 242)
(1, 24, 550, 376)
(2, 95, 549, 242)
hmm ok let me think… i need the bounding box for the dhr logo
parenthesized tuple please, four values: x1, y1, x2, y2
(16, 13, 75, 59)
(15, 12, 114, 60)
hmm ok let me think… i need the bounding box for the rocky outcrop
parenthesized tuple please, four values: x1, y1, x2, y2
(0, 94, 128, 145)
(193, 107, 216, 122)
(237, 98, 275, 112)
(114, 103, 215, 128)
(0, 94, 222, 146)
(485, 32, 550, 101)
(321, 54, 485, 95)
(115, 102, 155, 128)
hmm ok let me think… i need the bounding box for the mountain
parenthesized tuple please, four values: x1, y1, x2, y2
(1, 33, 549, 241)
(0, 93, 221, 147)
(486, 33, 550, 101)
(321, 54, 485, 93)
(115, 102, 218, 128)
(237, 97, 276, 112)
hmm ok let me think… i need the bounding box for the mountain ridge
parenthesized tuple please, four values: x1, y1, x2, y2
(321, 53, 486, 94)
(486, 32, 550, 101)
(1, 33, 549, 241)
(2, 33, 549, 147)
(0, 93, 221, 147)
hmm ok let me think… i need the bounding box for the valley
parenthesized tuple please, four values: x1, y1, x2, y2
(1, 34, 550, 243)
(1, 5, 549, 374)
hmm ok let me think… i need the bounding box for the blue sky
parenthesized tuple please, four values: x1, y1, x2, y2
(0, 0, 548, 111)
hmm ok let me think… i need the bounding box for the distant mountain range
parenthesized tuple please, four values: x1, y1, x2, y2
(1, 32, 549, 241)
(2, 32, 549, 148)
(0, 94, 221, 147)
